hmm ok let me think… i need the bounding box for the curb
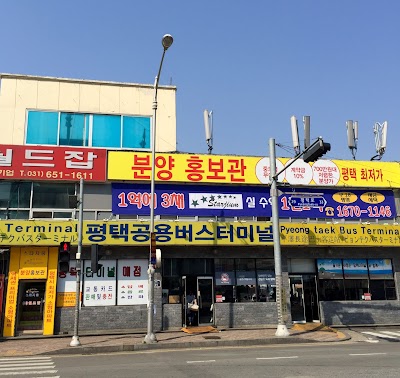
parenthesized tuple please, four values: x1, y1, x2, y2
(41, 337, 318, 356)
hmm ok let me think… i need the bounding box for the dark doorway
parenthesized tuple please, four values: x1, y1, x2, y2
(16, 281, 46, 335)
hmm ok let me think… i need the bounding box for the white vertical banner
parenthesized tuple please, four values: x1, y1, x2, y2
(83, 260, 117, 306)
(117, 259, 148, 305)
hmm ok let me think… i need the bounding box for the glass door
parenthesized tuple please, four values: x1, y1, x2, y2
(197, 277, 214, 326)
(289, 275, 306, 323)
(303, 274, 320, 322)
(16, 281, 46, 334)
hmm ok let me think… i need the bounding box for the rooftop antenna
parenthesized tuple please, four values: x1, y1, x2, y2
(204, 109, 213, 154)
(371, 121, 388, 161)
(346, 120, 358, 160)
(290, 116, 300, 155)
(303, 116, 310, 150)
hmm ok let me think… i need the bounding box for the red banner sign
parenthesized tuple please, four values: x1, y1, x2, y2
(0, 145, 107, 182)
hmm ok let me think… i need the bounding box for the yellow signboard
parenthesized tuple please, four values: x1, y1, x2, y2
(1, 220, 400, 247)
(56, 292, 76, 307)
(280, 222, 400, 246)
(19, 247, 48, 279)
(107, 151, 400, 188)
(43, 247, 58, 335)
(3, 248, 20, 337)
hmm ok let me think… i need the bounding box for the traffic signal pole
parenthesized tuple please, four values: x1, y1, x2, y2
(269, 136, 330, 337)
(70, 178, 84, 347)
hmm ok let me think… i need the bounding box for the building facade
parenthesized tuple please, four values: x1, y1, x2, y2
(0, 74, 399, 337)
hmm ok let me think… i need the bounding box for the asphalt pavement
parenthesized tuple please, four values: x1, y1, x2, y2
(0, 323, 349, 357)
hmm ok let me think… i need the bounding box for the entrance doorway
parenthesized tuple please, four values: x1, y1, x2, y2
(197, 277, 214, 325)
(182, 275, 214, 327)
(16, 281, 46, 335)
(289, 275, 319, 323)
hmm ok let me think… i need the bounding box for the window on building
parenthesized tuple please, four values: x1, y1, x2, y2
(256, 259, 276, 302)
(235, 258, 256, 302)
(215, 258, 235, 303)
(0, 182, 31, 208)
(32, 183, 75, 208)
(318, 279, 345, 301)
(26, 110, 151, 149)
(317, 258, 396, 301)
(369, 280, 396, 300)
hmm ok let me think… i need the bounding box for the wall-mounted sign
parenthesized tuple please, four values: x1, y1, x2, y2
(112, 184, 395, 219)
(83, 260, 116, 306)
(117, 259, 148, 305)
(343, 259, 368, 279)
(107, 151, 400, 188)
(0, 144, 107, 182)
(19, 247, 48, 279)
(368, 259, 393, 279)
(2, 220, 400, 247)
(317, 259, 343, 279)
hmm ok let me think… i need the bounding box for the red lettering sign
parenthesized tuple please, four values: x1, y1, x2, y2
(0, 144, 107, 182)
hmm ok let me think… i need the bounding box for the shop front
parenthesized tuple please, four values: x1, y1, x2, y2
(3, 246, 58, 337)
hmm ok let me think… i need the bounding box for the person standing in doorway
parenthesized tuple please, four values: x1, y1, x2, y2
(186, 291, 197, 326)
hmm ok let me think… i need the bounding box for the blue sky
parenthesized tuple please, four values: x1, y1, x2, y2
(2, 1, 399, 162)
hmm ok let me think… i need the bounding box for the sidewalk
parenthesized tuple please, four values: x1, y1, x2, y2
(0, 323, 350, 357)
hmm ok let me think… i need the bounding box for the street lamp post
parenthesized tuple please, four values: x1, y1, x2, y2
(144, 34, 174, 344)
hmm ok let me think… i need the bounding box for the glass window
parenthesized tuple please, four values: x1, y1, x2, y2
(32, 183, 75, 208)
(318, 279, 345, 301)
(163, 277, 181, 297)
(26, 111, 151, 149)
(257, 259, 275, 302)
(215, 285, 235, 303)
(0, 182, 31, 208)
(215, 259, 235, 303)
(344, 279, 368, 300)
(235, 259, 256, 302)
(369, 280, 397, 300)
(92, 114, 121, 148)
(163, 259, 180, 277)
(0, 210, 29, 220)
(122, 116, 151, 149)
(59, 113, 89, 146)
(26, 111, 58, 145)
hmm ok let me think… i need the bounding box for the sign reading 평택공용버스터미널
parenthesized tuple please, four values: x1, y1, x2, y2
(2, 221, 400, 247)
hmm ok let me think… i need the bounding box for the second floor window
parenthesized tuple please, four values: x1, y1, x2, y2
(26, 110, 151, 149)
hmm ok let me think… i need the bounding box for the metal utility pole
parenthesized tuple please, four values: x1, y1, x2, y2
(70, 177, 84, 347)
(269, 136, 330, 337)
(269, 139, 290, 337)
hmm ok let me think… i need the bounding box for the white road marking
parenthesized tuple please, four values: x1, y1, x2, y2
(349, 353, 387, 356)
(0, 366, 54, 371)
(0, 370, 58, 376)
(380, 331, 400, 337)
(257, 356, 299, 360)
(187, 360, 216, 364)
(0, 357, 52, 362)
(362, 331, 399, 340)
(0, 363, 54, 368)
(365, 339, 380, 343)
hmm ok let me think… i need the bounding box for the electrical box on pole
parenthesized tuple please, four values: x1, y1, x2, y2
(58, 242, 71, 273)
(90, 244, 103, 273)
(303, 139, 331, 163)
